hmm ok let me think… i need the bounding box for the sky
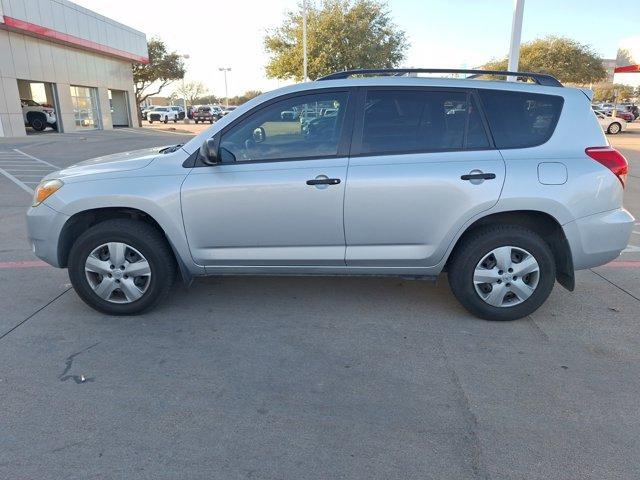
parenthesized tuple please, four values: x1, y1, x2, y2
(73, 0, 639, 98)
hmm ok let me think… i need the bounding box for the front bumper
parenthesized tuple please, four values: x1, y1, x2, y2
(26, 203, 70, 268)
(563, 208, 635, 270)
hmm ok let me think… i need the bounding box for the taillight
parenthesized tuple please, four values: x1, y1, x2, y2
(585, 146, 628, 188)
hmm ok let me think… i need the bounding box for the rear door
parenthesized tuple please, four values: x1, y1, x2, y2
(344, 87, 505, 268)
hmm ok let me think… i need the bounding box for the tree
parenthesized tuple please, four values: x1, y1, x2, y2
(482, 36, 607, 85)
(196, 94, 220, 105)
(224, 90, 263, 106)
(592, 83, 635, 102)
(177, 81, 208, 107)
(264, 0, 408, 81)
(133, 38, 185, 123)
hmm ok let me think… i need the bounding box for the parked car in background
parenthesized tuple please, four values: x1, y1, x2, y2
(594, 110, 626, 134)
(141, 106, 156, 120)
(21, 98, 57, 131)
(619, 103, 639, 120)
(170, 106, 186, 120)
(193, 106, 216, 123)
(597, 103, 616, 114)
(221, 106, 238, 116)
(612, 110, 634, 123)
(27, 68, 633, 321)
(148, 106, 178, 124)
(211, 105, 224, 119)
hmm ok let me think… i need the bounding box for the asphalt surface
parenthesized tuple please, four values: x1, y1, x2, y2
(0, 125, 639, 479)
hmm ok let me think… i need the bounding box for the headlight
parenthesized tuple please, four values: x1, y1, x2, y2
(32, 179, 63, 207)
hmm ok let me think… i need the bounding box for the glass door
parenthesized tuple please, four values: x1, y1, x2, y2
(70, 85, 100, 129)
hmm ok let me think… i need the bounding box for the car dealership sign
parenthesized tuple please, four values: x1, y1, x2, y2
(614, 36, 640, 87)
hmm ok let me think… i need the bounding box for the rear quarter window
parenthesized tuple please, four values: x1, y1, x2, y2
(478, 90, 564, 149)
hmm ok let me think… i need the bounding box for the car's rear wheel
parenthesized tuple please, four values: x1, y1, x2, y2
(68, 219, 176, 315)
(448, 225, 556, 321)
(163, 116, 168, 124)
(607, 122, 622, 134)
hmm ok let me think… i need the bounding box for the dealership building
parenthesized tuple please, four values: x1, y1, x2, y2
(0, 0, 147, 137)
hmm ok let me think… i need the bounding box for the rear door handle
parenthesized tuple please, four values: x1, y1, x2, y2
(306, 178, 341, 185)
(461, 173, 496, 181)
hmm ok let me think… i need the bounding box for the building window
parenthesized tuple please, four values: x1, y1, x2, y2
(70, 86, 100, 129)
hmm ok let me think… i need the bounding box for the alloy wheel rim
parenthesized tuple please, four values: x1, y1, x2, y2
(84, 242, 151, 304)
(473, 246, 540, 308)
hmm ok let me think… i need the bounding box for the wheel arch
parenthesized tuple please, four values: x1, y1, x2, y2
(446, 210, 575, 291)
(58, 207, 194, 285)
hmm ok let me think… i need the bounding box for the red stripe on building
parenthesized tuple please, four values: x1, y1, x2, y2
(614, 64, 640, 73)
(1, 15, 149, 64)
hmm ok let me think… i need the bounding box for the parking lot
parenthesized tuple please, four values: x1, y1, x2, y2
(1, 125, 639, 479)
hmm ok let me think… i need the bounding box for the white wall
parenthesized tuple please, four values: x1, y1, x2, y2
(0, 29, 139, 136)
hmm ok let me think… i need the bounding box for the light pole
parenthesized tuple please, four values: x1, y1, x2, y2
(181, 54, 190, 123)
(219, 67, 231, 108)
(507, 0, 525, 81)
(302, 0, 308, 81)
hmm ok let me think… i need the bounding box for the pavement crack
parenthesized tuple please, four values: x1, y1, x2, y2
(0, 288, 71, 342)
(58, 342, 100, 384)
(590, 269, 640, 303)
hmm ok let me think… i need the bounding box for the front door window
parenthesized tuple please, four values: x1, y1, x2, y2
(219, 91, 349, 162)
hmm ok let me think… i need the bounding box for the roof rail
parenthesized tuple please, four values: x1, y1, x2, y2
(317, 68, 563, 87)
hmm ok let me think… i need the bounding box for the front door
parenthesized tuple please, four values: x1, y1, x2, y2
(181, 89, 353, 269)
(344, 88, 505, 268)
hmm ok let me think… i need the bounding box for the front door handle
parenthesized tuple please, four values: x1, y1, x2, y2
(306, 177, 341, 186)
(461, 172, 496, 181)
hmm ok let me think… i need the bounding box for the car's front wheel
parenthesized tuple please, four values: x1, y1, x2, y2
(68, 219, 176, 315)
(29, 115, 47, 131)
(448, 225, 556, 321)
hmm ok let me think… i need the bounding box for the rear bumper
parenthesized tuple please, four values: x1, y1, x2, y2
(563, 208, 635, 270)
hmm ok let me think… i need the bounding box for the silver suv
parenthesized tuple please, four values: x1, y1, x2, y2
(26, 69, 634, 320)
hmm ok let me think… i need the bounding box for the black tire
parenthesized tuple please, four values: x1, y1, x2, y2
(68, 219, 176, 315)
(28, 114, 47, 131)
(194, 120, 199, 124)
(607, 122, 621, 134)
(173, 118, 177, 123)
(163, 116, 168, 124)
(447, 225, 556, 321)
(149, 120, 153, 124)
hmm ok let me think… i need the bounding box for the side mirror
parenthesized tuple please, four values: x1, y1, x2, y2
(252, 126, 266, 143)
(199, 138, 219, 165)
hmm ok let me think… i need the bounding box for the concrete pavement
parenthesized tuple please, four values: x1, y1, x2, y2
(0, 124, 638, 479)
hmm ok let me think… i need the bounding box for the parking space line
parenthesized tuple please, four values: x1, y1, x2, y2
(0, 167, 34, 194)
(13, 149, 59, 168)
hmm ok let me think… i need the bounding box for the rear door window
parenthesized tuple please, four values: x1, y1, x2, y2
(478, 90, 563, 149)
(357, 89, 490, 155)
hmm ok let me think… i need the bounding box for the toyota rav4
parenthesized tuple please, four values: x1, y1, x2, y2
(26, 69, 634, 320)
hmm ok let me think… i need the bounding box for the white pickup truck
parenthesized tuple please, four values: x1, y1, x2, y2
(21, 99, 57, 131)
(147, 106, 178, 124)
